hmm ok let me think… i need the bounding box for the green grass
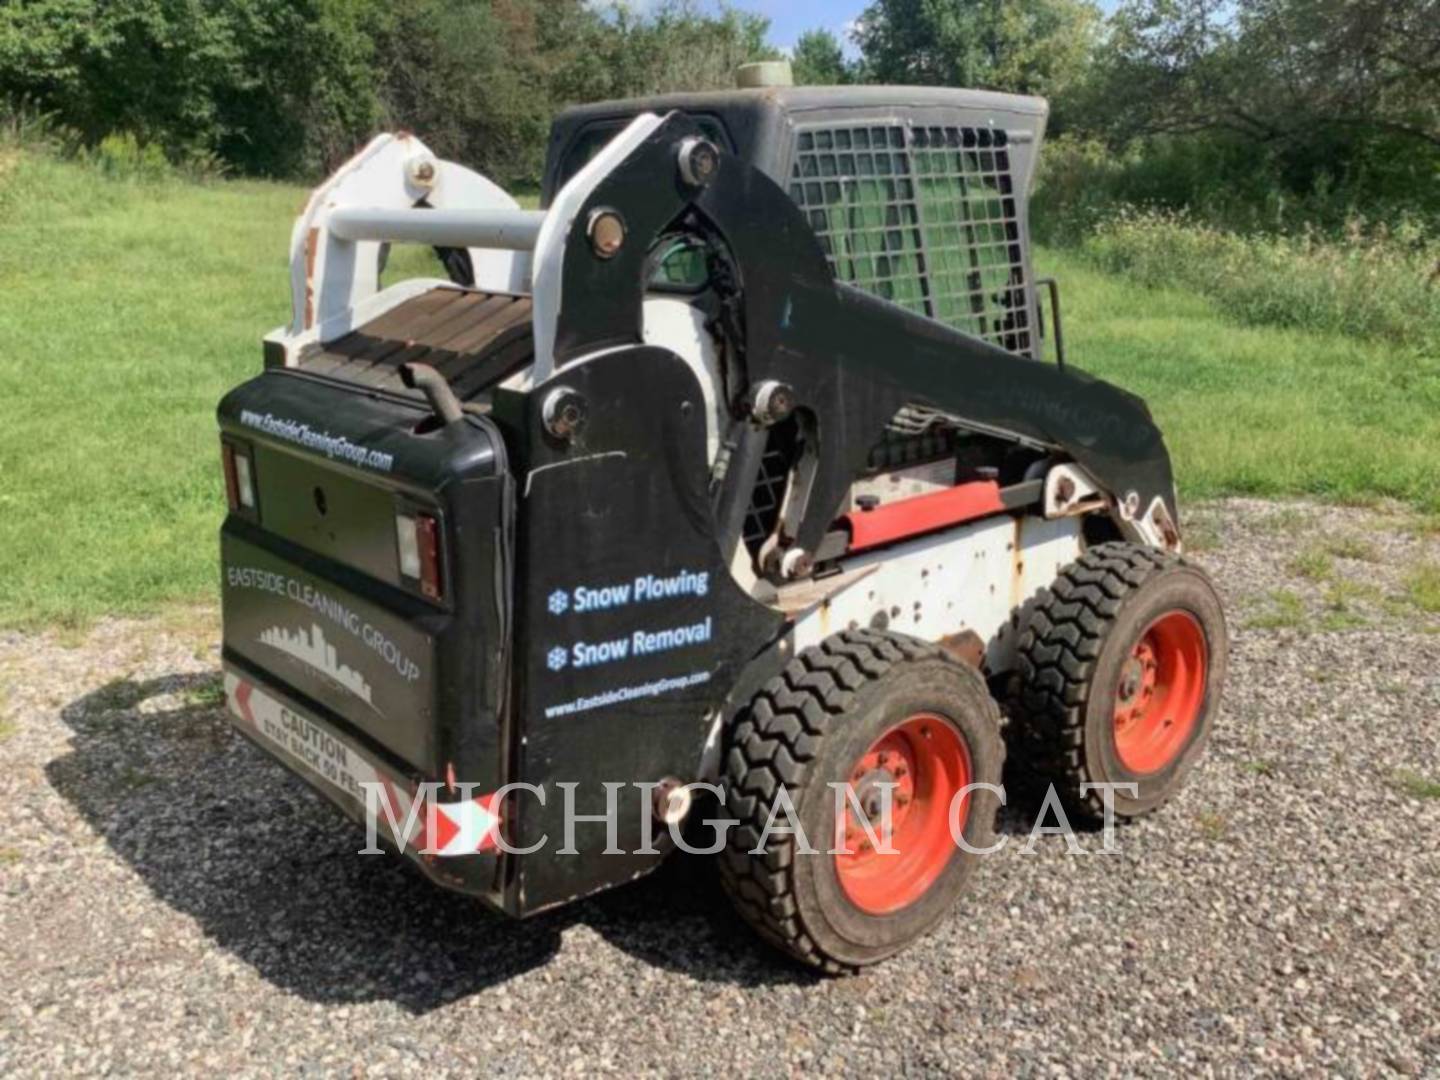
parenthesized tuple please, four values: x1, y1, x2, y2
(1036, 247, 1440, 512)
(1316, 579, 1373, 631)
(0, 147, 1437, 628)
(0, 151, 307, 628)
(1245, 589, 1307, 630)
(1072, 210, 1440, 355)
(1394, 770, 1440, 800)
(1403, 563, 1440, 613)
(181, 676, 226, 709)
(1323, 536, 1380, 562)
(1194, 810, 1230, 841)
(1289, 547, 1334, 582)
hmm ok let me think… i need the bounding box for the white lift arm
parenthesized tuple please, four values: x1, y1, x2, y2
(271, 114, 665, 384)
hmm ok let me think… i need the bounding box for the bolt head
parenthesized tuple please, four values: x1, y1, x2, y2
(587, 208, 626, 259)
(406, 156, 438, 189)
(779, 547, 812, 580)
(677, 137, 721, 187)
(751, 380, 795, 426)
(542, 386, 588, 441)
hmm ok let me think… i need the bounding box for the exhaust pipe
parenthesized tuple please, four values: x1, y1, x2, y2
(399, 363, 465, 427)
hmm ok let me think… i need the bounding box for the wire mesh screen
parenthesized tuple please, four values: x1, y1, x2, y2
(742, 444, 792, 554)
(741, 419, 802, 555)
(789, 122, 1032, 355)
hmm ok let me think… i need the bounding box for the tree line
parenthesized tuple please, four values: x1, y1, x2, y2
(3, 0, 1435, 225)
(0, 0, 778, 182)
(801, 0, 1440, 229)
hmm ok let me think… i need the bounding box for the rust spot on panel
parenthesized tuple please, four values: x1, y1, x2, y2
(1011, 516, 1026, 611)
(938, 630, 985, 669)
(1149, 500, 1182, 551)
(304, 226, 319, 330)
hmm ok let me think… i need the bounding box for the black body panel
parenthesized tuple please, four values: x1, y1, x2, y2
(217, 370, 512, 785)
(221, 528, 439, 767)
(547, 113, 1176, 560)
(492, 347, 782, 912)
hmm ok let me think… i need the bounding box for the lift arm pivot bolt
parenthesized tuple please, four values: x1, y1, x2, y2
(780, 547, 812, 580)
(751, 381, 795, 426)
(677, 137, 721, 188)
(542, 386, 588, 442)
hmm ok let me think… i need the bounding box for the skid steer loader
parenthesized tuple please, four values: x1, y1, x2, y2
(216, 81, 1227, 973)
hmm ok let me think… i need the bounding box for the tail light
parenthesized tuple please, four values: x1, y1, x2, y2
(221, 442, 256, 512)
(396, 511, 444, 600)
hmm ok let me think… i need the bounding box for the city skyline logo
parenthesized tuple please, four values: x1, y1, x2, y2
(258, 622, 374, 705)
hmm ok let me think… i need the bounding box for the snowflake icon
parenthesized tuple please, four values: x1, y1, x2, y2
(546, 646, 569, 672)
(547, 589, 570, 616)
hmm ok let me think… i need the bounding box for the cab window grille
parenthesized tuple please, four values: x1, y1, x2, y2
(789, 123, 1032, 355)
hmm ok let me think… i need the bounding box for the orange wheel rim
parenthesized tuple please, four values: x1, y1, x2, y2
(834, 713, 971, 916)
(1112, 611, 1208, 775)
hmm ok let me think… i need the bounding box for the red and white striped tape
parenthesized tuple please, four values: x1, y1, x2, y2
(225, 672, 499, 857)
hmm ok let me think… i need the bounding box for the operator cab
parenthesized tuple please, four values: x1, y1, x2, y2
(545, 85, 1051, 360)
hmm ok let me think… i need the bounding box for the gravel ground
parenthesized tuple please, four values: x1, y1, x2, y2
(2, 498, 1438, 1077)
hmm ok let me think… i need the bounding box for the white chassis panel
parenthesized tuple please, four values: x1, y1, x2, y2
(791, 513, 1084, 673)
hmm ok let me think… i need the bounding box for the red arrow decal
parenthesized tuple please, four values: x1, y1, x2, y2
(234, 680, 256, 727)
(475, 792, 502, 853)
(426, 802, 460, 854)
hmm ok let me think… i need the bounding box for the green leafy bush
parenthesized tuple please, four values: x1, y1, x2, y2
(0, 0, 780, 185)
(1033, 133, 1440, 245)
(0, 0, 389, 177)
(88, 132, 173, 182)
(1073, 208, 1440, 353)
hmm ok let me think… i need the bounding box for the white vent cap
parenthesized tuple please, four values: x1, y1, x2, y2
(736, 61, 793, 88)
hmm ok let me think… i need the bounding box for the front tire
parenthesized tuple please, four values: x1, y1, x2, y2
(718, 630, 1004, 974)
(1013, 542, 1228, 820)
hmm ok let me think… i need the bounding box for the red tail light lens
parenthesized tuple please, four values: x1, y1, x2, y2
(221, 444, 240, 511)
(396, 511, 444, 601)
(416, 513, 442, 601)
(221, 442, 256, 512)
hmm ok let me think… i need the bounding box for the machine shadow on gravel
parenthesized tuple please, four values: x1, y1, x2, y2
(48, 673, 818, 1010)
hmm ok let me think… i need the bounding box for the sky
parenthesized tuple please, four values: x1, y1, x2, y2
(725, 0, 867, 52)
(616, 1, 1124, 54)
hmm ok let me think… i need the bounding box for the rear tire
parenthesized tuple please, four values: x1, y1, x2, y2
(718, 630, 1004, 974)
(1013, 542, 1228, 820)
